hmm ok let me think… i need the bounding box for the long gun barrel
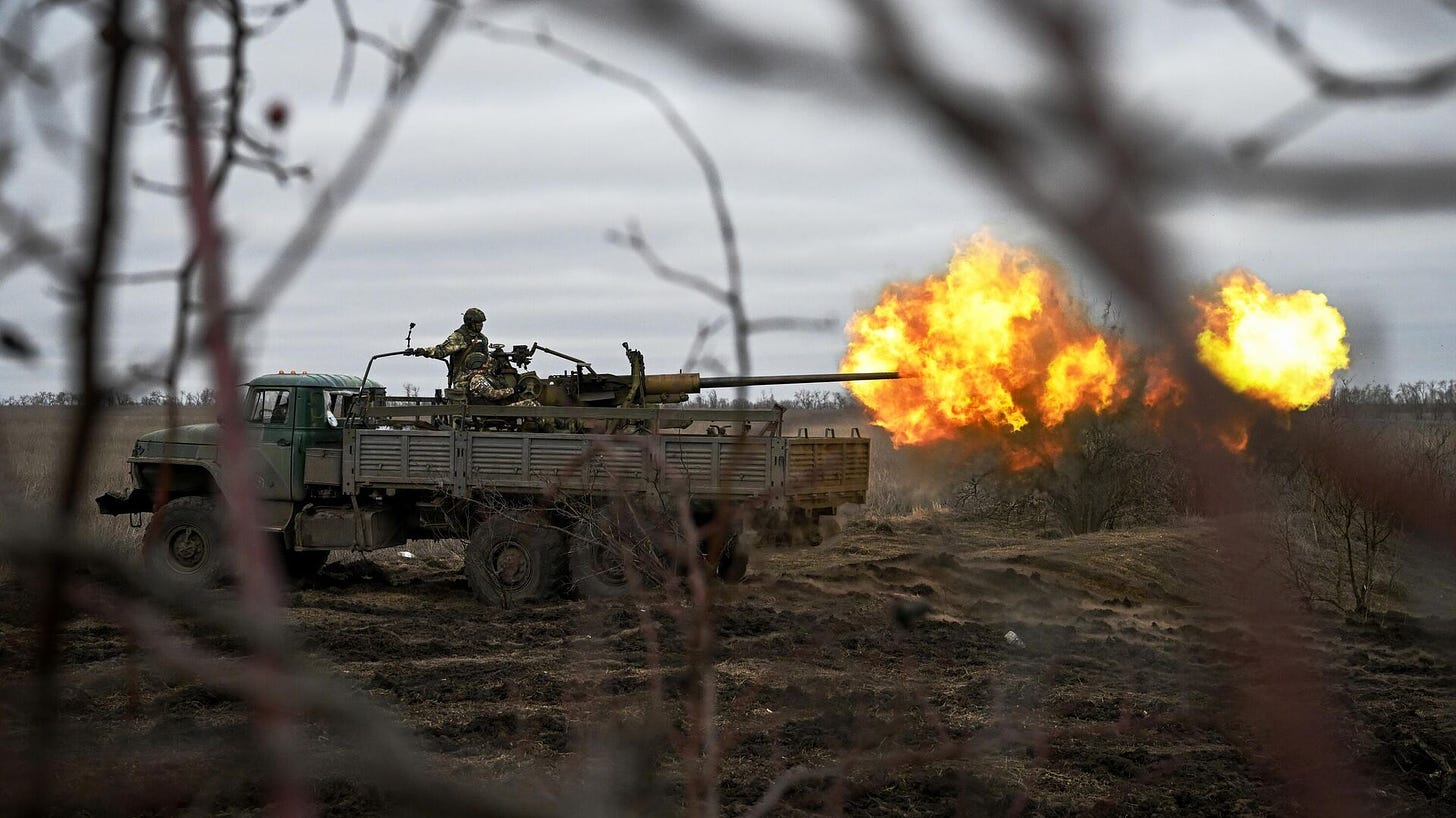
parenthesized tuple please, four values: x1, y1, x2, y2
(639, 371, 899, 397)
(697, 371, 900, 390)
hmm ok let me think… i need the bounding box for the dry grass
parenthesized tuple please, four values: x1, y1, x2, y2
(0, 406, 213, 551)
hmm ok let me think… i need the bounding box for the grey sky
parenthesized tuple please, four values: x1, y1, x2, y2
(2, 0, 1453, 398)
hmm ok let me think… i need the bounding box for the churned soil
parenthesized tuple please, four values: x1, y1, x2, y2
(1, 515, 1453, 817)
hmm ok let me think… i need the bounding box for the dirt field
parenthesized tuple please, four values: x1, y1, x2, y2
(1, 405, 1454, 816)
(2, 512, 1453, 817)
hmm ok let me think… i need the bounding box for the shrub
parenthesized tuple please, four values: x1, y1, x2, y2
(1039, 420, 1184, 535)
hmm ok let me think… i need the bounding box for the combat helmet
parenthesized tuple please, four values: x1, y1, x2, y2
(462, 351, 487, 372)
(463, 307, 486, 324)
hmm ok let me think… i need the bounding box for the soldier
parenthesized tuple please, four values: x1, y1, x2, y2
(454, 351, 517, 403)
(408, 307, 486, 382)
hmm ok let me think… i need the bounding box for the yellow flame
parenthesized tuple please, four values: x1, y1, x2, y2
(1193, 269, 1349, 410)
(842, 234, 1124, 448)
(1040, 337, 1119, 426)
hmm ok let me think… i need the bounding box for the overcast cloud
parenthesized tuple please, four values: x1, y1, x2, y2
(2, 0, 1454, 398)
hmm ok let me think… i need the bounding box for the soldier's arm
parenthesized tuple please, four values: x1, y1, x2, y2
(422, 331, 465, 359)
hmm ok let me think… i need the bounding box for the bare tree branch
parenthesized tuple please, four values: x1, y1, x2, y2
(23, 1, 136, 813)
(165, 2, 314, 813)
(607, 221, 726, 303)
(1210, 0, 1456, 157)
(329, 0, 415, 100)
(1221, 0, 1456, 101)
(236, 2, 459, 323)
(0, 198, 72, 280)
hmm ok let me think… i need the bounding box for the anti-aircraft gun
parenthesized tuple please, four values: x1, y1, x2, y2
(363, 339, 897, 417)
(524, 342, 898, 409)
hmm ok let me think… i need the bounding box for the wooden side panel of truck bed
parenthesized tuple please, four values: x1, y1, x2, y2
(345, 430, 782, 497)
(342, 429, 869, 506)
(783, 436, 870, 508)
(466, 433, 774, 495)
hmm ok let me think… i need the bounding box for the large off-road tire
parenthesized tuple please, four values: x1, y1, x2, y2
(144, 495, 227, 585)
(568, 506, 667, 599)
(464, 517, 565, 607)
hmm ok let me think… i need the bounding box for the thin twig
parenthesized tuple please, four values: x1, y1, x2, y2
(27, 2, 135, 814)
(235, 3, 459, 324)
(165, 2, 312, 814)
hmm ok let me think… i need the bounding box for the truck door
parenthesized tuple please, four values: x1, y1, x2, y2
(291, 388, 347, 499)
(244, 386, 296, 501)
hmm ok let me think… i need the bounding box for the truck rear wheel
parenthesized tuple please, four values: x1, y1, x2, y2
(464, 517, 565, 606)
(144, 496, 226, 585)
(568, 506, 668, 599)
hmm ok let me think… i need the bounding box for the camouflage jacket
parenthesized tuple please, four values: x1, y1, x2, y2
(455, 371, 517, 403)
(425, 325, 486, 378)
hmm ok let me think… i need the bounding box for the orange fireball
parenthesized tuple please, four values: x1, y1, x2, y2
(842, 235, 1126, 447)
(842, 237, 1350, 456)
(1193, 269, 1349, 410)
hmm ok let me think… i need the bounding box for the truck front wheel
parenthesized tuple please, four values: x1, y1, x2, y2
(144, 496, 226, 585)
(464, 517, 565, 606)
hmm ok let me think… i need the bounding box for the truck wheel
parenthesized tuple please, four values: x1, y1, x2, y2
(464, 518, 565, 606)
(144, 496, 226, 585)
(568, 507, 665, 599)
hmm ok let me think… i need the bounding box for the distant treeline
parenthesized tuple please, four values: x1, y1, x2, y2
(691, 382, 1456, 413)
(1327, 381, 1456, 419)
(2, 388, 217, 407)
(687, 388, 860, 411)
(1329, 380, 1456, 406)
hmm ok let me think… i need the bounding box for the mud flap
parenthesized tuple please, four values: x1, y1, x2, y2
(96, 488, 152, 516)
(256, 499, 296, 533)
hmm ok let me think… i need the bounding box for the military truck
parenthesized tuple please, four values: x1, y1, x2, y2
(97, 343, 895, 606)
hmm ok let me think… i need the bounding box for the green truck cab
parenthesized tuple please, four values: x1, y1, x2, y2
(97, 373, 375, 581)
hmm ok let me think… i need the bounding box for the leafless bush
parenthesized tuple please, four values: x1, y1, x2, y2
(948, 415, 1189, 535)
(1278, 416, 1456, 616)
(1041, 420, 1187, 535)
(951, 472, 1049, 529)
